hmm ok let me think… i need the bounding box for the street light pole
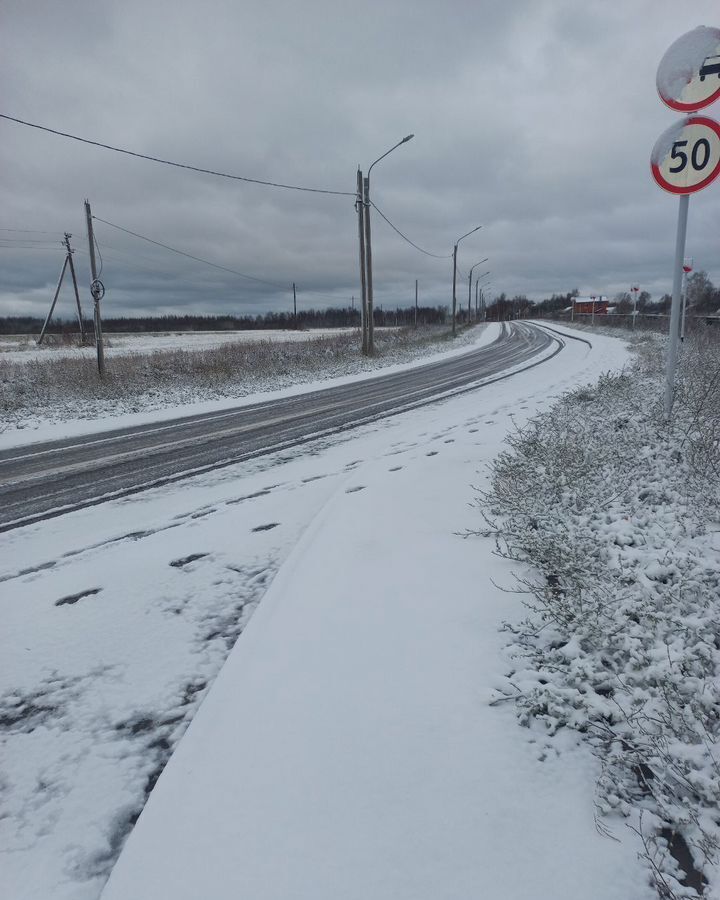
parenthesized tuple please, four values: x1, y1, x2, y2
(363, 134, 414, 355)
(467, 258, 489, 321)
(452, 225, 482, 336)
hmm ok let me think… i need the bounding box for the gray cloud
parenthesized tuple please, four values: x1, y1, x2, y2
(2, 0, 719, 319)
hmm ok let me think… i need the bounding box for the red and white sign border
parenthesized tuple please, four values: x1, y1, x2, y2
(659, 84, 720, 114)
(651, 115, 720, 195)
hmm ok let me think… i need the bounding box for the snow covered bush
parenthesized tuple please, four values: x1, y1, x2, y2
(479, 334, 720, 898)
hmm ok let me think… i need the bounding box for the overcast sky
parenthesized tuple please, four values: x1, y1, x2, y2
(2, 0, 720, 319)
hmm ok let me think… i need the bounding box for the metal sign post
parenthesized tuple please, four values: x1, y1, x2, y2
(653, 28, 720, 419)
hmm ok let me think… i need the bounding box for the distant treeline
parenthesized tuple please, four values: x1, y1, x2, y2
(1, 305, 450, 335)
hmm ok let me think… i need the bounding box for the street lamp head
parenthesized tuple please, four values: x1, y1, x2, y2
(455, 224, 483, 247)
(367, 133, 416, 176)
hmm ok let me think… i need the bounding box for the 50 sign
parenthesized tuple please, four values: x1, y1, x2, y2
(651, 115, 720, 194)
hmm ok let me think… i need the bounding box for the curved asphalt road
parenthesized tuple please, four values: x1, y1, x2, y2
(0, 322, 561, 532)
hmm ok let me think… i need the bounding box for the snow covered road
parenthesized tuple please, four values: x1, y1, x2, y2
(1, 325, 652, 900)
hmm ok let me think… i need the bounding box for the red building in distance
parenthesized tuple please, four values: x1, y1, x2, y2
(573, 296, 609, 315)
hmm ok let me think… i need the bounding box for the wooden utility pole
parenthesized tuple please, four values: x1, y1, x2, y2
(293, 282, 297, 329)
(363, 175, 375, 354)
(414, 279, 418, 328)
(38, 254, 69, 345)
(356, 169, 368, 354)
(38, 232, 85, 344)
(84, 199, 105, 378)
(64, 233, 85, 341)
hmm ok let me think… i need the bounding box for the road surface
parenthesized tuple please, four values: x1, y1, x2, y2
(0, 322, 560, 531)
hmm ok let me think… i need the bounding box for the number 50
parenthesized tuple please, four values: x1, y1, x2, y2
(670, 138, 711, 173)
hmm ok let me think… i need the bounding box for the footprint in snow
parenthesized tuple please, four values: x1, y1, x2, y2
(388, 466, 403, 472)
(251, 523, 280, 532)
(55, 587, 102, 607)
(426, 451, 439, 457)
(345, 486, 366, 493)
(169, 553, 209, 568)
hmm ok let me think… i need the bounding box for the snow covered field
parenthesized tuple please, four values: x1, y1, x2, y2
(0, 329, 356, 364)
(1, 325, 657, 900)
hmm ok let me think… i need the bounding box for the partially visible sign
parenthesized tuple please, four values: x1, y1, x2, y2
(656, 26, 720, 112)
(651, 115, 720, 194)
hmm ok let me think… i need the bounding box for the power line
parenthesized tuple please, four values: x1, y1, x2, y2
(0, 114, 356, 197)
(0, 237, 62, 244)
(0, 227, 63, 234)
(370, 201, 450, 259)
(92, 215, 290, 290)
(0, 245, 61, 251)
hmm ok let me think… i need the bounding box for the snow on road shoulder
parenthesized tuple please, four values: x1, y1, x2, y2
(91, 329, 651, 900)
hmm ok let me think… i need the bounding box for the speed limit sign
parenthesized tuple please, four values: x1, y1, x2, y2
(651, 115, 720, 194)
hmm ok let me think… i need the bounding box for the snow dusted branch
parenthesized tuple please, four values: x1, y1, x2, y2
(474, 333, 720, 897)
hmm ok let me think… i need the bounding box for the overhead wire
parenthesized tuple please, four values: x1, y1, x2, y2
(86, 225, 354, 301)
(0, 245, 61, 251)
(0, 227, 63, 235)
(0, 114, 356, 197)
(92, 215, 290, 290)
(93, 233, 103, 277)
(0, 238, 62, 245)
(369, 201, 450, 260)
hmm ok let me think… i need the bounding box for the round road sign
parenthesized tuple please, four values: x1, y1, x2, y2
(651, 115, 720, 194)
(657, 26, 720, 112)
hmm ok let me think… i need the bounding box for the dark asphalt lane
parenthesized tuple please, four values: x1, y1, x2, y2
(0, 322, 560, 531)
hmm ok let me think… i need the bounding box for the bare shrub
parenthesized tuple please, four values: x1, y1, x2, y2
(476, 346, 720, 897)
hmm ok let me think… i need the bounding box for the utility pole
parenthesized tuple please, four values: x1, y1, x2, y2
(293, 282, 297, 329)
(38, 233, 85, 345)
(631, 285, 639, 329)
(475, 279, 479, 319)
(84, 199, 105, 378)
(64, 233, 85, 341)
(38, 253, 69, 345)
(355, 169, 368, 354)
(363, 175, 375, 354)
(414, 279, 418, 328)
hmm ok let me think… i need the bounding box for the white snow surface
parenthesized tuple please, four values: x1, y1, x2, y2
(0, 328, 355, 364)
(1, 325, 652, 900)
